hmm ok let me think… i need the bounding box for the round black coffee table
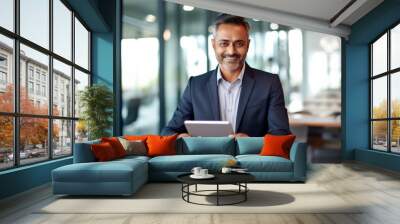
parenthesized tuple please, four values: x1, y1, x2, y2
(177, 173, 255, 206)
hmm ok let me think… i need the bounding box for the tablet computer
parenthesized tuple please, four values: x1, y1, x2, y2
(184, 120, 234, 137)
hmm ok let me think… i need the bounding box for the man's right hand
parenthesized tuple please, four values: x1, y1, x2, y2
(177, 133, 191, 139)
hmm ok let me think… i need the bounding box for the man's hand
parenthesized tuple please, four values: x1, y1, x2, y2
(177, 133, 191, 139)
(229, 133, 249, 138)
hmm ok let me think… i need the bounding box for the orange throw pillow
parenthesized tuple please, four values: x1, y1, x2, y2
(146, 134, 178, 157)
(259, 134, 296, 159)
(91, 142, 117, 161)
(101, 137, 127, 158)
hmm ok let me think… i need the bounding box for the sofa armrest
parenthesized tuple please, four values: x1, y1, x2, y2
(73, 140, 100, 163)
(289, 141, 307, 181)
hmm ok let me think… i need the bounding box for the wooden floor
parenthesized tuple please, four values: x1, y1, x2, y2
(1, 162, 400, 224)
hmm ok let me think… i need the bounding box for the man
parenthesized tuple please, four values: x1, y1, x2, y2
(162, 14, 290, 138)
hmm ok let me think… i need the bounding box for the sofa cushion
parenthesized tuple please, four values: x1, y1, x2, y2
(52, 158, 147, 183)
(236, 155, 293, 172)
(118, 138, 147, 156)
(260, 134, 296, 159)
(148, 154, 235, 172)
(91, 142, 118, 161)
(178, 137, 235, 155)
(101, 137, 127, 158)
(147, 134, 178, 157)
(115, 155, 150, 163)
(236, 137, 263, 155)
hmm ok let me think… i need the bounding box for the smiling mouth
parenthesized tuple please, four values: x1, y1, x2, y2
(223, 57, 239, 62)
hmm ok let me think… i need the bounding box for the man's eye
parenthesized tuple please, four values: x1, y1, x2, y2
(219, 42, 229, 47)
(235, 42, 245, 47)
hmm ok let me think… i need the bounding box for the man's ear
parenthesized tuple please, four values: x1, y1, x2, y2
(211, 38, 216, 50)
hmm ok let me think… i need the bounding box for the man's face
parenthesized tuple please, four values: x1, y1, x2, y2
(212, 23, 250, 73)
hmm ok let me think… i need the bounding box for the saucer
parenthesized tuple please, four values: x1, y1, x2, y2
(190, 174, 215, 179)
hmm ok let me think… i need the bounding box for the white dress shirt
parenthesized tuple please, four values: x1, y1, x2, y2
(217, 64, 246, 132)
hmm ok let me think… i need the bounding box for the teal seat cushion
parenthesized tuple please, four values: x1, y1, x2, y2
(116, 155, 150, 163)
(149, 154, 235, 172)
(236, 155, 293, 172)
(53, 159, 147, 183)
(178, 137, 235, 155)
(236, 137, 263, 155)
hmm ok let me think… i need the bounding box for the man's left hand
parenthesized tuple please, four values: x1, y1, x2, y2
(229, 133, 249, 138)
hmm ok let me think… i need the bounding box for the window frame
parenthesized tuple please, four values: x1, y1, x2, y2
(370, 20, 400, 154)
(0, 0, 92, 171)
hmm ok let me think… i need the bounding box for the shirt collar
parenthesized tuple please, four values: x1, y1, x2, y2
(217, 63, 246, 84)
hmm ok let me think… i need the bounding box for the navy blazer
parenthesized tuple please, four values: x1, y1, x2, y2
(162, 64, 290, 137)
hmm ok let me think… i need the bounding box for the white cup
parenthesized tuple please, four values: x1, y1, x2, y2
(221, 167, 232, 174)
(200, 169, 208, 176)
(191, 167, 202, 176)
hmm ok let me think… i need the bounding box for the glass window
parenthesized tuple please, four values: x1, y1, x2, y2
(164, 3, 179, 125)
(28, 67, 34, 79)
(391, 72, 400, 118)
(74, 18, 89, 70)
(19, 117, 49, 165)
(36, 84, 40, 95)
(0, 0, 89, 170)
(53, 59, 72, 117)
(372, 77, 387, 119)
(0, 0, 14, 31)
(75, 120, 88, 143)
(42, 85, 46, 96)
(0, 54, 7, 67)
(53, 0, 72, 60)
(28, 81, 34, 93)
(372, 34, 387, 76)
(20, 0, 49, 49)
(0, 71, 6, 84)
(20, 44, 49, 115)
(180, 7, 208, 78)
(0, 116, 13, 170)
(53, 119, 72, 158)
(0, 34, 14, 113)
(372, 121, 388, 151)
(35, 70, 40, 80)
(74, 69, 89, 118)
(122, 0, 159, 135)
(391, 24, 400, 70)
(391, 120, 400, 153)
(371, 24, 400, 153)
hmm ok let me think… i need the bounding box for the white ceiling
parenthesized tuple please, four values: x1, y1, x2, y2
(226, 0, 352, 22)
(165, 0, 384, 38)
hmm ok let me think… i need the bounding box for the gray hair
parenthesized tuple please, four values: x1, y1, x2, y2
(212, 13, 250, 37)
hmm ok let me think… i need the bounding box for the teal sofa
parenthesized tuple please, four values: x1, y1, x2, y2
(52, 137, 307, 196)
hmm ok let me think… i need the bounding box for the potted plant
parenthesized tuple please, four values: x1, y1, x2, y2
(79, 84, 114, 140)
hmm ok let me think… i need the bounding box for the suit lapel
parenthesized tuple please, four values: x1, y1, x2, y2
(235, 65, 255, 131)
(207, 69, 221, 120)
